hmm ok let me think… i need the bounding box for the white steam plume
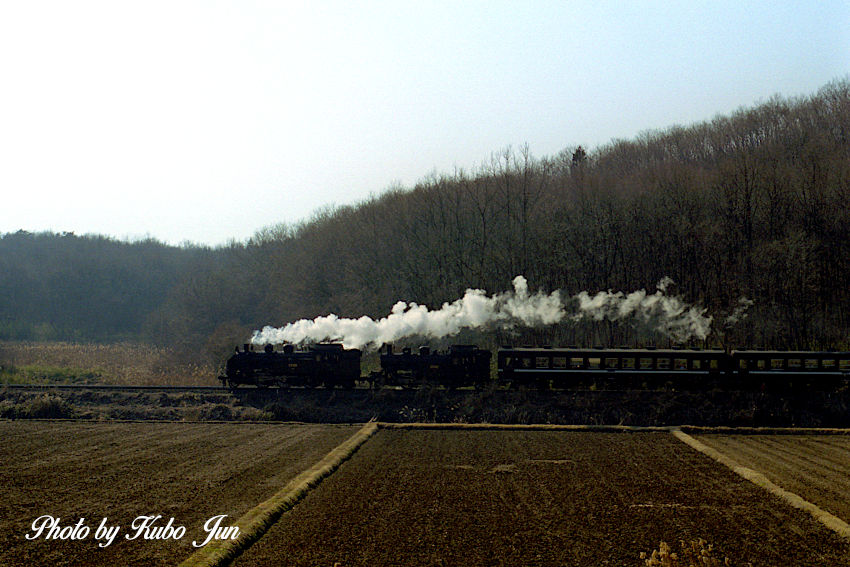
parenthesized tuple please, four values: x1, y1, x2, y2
(251, 276, 713, 350)
(724, 297, 754, 327)
(572, 278, 712, 343)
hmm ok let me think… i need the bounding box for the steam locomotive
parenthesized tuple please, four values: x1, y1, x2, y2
(220, 343, 361, 389)
(219, 343, 850, 392)
(377, 344, 491, 389)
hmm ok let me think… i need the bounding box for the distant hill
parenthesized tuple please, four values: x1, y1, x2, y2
(0, 231, 211, 343)
(2, 78, 848, 358)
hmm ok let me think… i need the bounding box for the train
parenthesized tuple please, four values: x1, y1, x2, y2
(219, 343, 850, 392)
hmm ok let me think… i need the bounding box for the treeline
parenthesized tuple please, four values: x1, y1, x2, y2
(3, 78, 849, 358)
(0, 231, 212, 343)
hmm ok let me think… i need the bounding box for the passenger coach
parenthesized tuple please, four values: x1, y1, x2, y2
(731, 350, 850, 391)
(497, 347, 729, 389)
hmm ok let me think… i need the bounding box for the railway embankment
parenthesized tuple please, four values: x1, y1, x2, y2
(3, 384, 850, 426)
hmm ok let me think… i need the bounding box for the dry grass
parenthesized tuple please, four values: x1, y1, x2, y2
(0, 341, 218, 386)
(640, 540, 737, 566)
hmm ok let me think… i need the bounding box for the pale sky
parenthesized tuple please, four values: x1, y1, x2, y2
(1, 1, 847, 246)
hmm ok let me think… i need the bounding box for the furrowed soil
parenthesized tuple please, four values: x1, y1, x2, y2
(697, 434, 850, 523)
(233, 430, 850, 567)
(0, 421, 357, 567)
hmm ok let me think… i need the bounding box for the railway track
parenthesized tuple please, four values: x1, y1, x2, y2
(1, 382, 674, 395)
(2, 383, 230, 393)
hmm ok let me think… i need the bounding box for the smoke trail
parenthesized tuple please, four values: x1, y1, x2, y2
(572, 278, 712, 343)
(724, 297, 754, 327)
(250, 276, 712, 350)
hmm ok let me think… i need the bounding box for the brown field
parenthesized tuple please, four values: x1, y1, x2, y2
(0, 421, 357, 567)
(0, 341, 218, 385)
(696, 434, 850, 523)
(232, 430, 850, 567)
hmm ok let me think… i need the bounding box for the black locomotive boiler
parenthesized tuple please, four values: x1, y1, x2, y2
(220, 343, 361, 389)
(375, 344, 492, 389)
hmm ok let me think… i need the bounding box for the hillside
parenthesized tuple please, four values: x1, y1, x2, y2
(2, 78, 848, 359)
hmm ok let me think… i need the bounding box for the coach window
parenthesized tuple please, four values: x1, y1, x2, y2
(657, 358, 670, 370)
(622, 358, 636, 369)
(639, 357, 653, 370)
(738, 359, 748, 370)
(522, 358, 532, 368)
(692, 359, 702, 370)
(588, 357, 601, 369)
(757, 359, 767, 370)
(673, 358, 687, 370)
(840, 360, 850, 371)
(553, 357, 567, 369)
(771, 359, 784, 370)
(823, 359, 837, 370)
(536, 357, 550, 369)
(805, 359, 819, 370)
(605, 357, 619, 369)
(570, 357, 584, 369)
(710, 359, 719, 370)
(788, 359, 802, 369)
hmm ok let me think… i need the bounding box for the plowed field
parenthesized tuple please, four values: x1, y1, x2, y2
(697, 434, 850, 523)
(233, 430, 850, 567)
(0, 421, 356, 567)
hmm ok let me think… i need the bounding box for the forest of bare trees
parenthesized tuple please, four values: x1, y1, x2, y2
(2, 78, 849, 361)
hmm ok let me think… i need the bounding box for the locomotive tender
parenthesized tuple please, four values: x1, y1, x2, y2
(220, 343, 850, 391)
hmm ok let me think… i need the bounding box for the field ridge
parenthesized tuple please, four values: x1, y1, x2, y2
(177, 421, 378, 567)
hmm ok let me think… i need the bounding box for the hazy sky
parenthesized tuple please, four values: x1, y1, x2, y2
(1, 1, 847, 246)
